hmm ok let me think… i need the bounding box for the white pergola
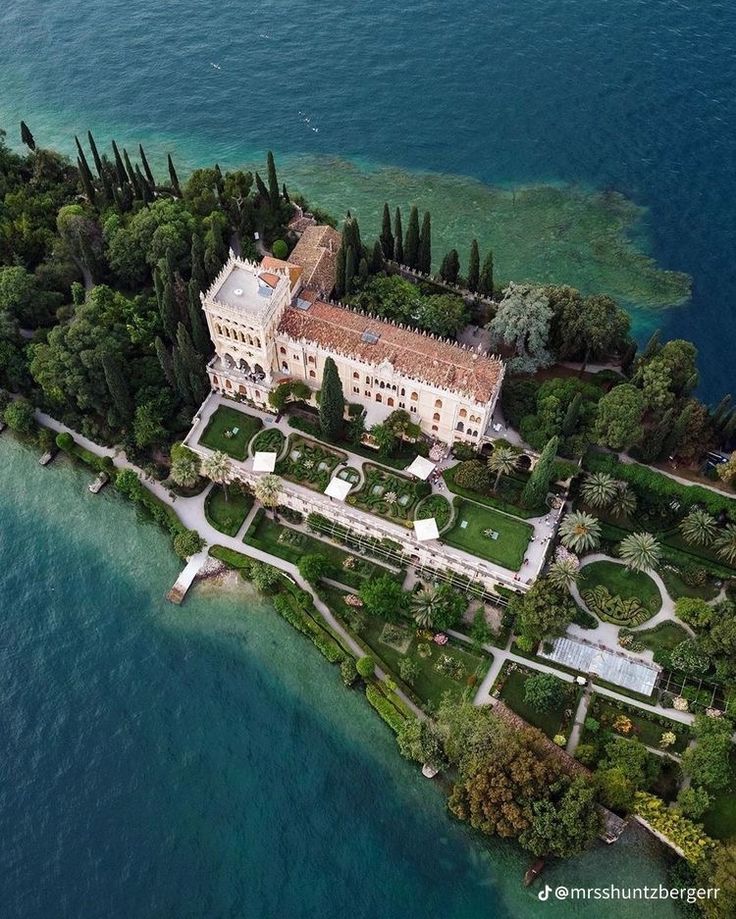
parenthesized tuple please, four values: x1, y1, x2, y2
(253, 451, 277, 473)
(324, 477, 353, 501)
(414, 517, 440, 542)
(406, 455, 436, 480)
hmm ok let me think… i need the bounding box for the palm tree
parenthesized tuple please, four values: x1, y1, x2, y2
(170, 446, 200, 489)
(580, 472, 617, 509)
(679, 508, 718, 547)
(714, 524, 736, 565)
(610, 481, 637, 520)
(559, 511, 602, 554)
(202, 450, 232, 500)
(547, 556, 580, 591)
(487, 445, 519, 493)
(254, 473, 282, 511)
(619, 532, 662, 573)
(412, 586, 438, 629)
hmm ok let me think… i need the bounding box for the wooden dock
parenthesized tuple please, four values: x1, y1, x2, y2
(88, 471, 110, 494)
(39, 450, 56, 466)
(166, 548, 210, 605)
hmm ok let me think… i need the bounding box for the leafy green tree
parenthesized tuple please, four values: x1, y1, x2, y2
(523, 672, 566, 712)
(319, 356, 345, 441)
(676, 786, 712, 820)
(399, 657, 420, 685)
(298, 553, 330, 584)
(593, 384, 644, 451)
(674, 596, 713, 629)
(173, 529, 205, 559)
(559, 511, 601, 553)
(431, 584, 466, 630)
(520, 435, 558, 508)
(404, 206, 420, 268)
(520, 777, 601, 858)
(359, 575, 406, 622)
(133, 398, 169, 448)
(618, 531, 662, 572)
(3, 398, 35, 434)
(467, 240, 480, 292)
(249, 561, 281, 594)
(511, 579, 577, 644)
(417, 211, 431, 273)
(488, 283, 552, 373)
(470, 609, 493, 645)
(115, 467, 143, 499)
(670, 639, 711, 674)
(356, 656, 375, 678)
(682, 716, 734, 792)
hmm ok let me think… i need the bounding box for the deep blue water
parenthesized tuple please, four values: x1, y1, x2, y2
(0, 0, 734, 399)
(0, 437, 681, 918)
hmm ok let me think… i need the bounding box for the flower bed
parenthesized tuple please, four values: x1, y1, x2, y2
(276, 435, 346, 491)
(250, 427, 286, 457)
(581, 584, 654, 627)
(349, 464, 421, 523)
(415, 494, 453, 532)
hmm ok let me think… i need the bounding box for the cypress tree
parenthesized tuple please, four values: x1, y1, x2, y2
(88, 131, 104, 179)
(417, 211, 431, 273)
(101, 350, 134, 421)
(254, 171, 270, 205)
(371, 239, 385, 274)
(188, 279, 211, 355)
(380, 203, 394, 259)
(20, 120, 36, 151)
(661, 402, 695, 458)
(139, 144, 155, 187)
(721, 412, 736, 442)
(404, 206, 420, 268)
(136, 165, 153, 204)
(345, 245, 356, 295)
(177, 322, 204, 379)
(641, 330, 661, 363)
(358, 257, 369, 282)
(213, 164, 224, 198)
(172, 345, 193, 403)
(621, 340, 638, 375)
(521, 436, 559, 509)
(111, 140, 128, 189)
(155, 336, 176, 388)
(122, 148, 138, 189)
(319, 356, 345, 441)
(467, 239, 480, 292)
(440, 249, 460, 284)
(478, 250, 494, 297)
(266, 151, 280, 211)
(153, 265, 165, 308)
(393, 208, 404, 263)
(191, 233, 207, 289)
(111, 183, 124, 211)
(282, 183, 290, 203)
(334, 245, 346, 298)
(167, 154, 182, 196)
(343, 215, 362, 256)
(77, 157, 97, 205)
(75, 136, 93, 180)
(159, 281, 179, 342)
(562, 392, 582, 436)
(712, 394, 732, 430)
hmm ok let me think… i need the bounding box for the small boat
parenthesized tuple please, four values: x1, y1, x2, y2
(210, 62, 221, 70)
(523, 859, 545, 886)
(88, 471, 109, 494)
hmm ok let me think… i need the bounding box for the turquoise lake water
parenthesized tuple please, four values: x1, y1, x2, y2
(0, 437, 684, 917)
(1, 0, 735, 399)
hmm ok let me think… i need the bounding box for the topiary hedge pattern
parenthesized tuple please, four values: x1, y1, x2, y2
(582, 585, 653, 626)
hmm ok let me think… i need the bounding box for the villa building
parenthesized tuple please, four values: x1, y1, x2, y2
(200, 233, 505, 447)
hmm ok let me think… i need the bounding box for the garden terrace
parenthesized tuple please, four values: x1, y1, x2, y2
(443, 499, 533, 571)
(415, 494, 453, 532)
(200, 405, 262, 460)
(578, 560, 662, 626)
(349, 464, 423, 524)
(250, 427, 286, 457)
(204, 485, 254, 537)
(627, 621, 691, 661)
(443, 461, 545, 519)
(583, 694, 691, 754)
(243, 510, 400, 590)
(276, 435, 346, 491)
(491, 661, 578, 739)
(658, 565, 720, 601)
(320, 585, 491, 709)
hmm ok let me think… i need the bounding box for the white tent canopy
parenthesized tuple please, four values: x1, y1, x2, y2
(414, 517, 440, 541)
(406, 455, 436, 480)
(324, 477, 353, 501)
(253, 451, 277, 473)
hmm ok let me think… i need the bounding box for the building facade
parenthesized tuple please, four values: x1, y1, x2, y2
(201, 246, 505, 447)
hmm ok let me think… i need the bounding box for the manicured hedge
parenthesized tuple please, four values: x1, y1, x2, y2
(365, 683, 409, 733)
(272, 592, 343, 663)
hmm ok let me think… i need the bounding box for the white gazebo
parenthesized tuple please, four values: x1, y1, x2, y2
(406, 455, 436, 480)
(324, 477, 353, 501)
(413, 517, 439, 542)
(253, 451, 277, 473)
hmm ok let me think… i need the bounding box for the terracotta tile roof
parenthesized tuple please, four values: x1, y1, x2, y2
(278, 293, 503, 403)
(285, 225, 342, 295)
(261, 256, 303, 289)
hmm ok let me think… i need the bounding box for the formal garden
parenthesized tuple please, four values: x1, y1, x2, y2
(582, 695, 691, 755)
(200, 405, 262, 460)
(319, 584, 491, 709)
(250, 427, 286, 457)
(415, 494, 453, 532)
(349, 464, 425, 524)
(204, 484, 254, 537)
(491, 661, 578, 739)
(443, 460, 546, 519)
(578, 559, 662, 626)
(243, 510, 399, 590)
(444, 498, 533, 570)
(275, 435, 346, 491)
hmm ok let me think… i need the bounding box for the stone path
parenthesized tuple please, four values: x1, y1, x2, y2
(566, 678, 593, 755)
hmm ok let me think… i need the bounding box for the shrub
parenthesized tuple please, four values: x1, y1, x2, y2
(55, 432, 74, 451)
(523, 672, 566, 712)
(399, 657, 420, 684)
(340, 657, 358, 687)
(272, 239, 288, 259)
(453, 460, 492, 493)
(676, 786, 712, 820)
(584, 717, 600, 734)
(271, 593, 343, 663)
(634, 792, 714, 864)
(675, 597, 713, 628)
(575, 743, 597, 766)
(414, 480, 431, 499)
(357, 655, 375, 678)
(452, 442, 477, 461)
(173, 529, 205, 559)
(365, 683, 406, 733)
(582, 585, 650, 626)
(298, 553, 331, 584)
(4, 398, 35, 434)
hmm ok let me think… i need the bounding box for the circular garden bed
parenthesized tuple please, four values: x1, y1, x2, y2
(251, 427, 286, 457)
(415, 494, 453, 533)
(579, 559, 662, 627)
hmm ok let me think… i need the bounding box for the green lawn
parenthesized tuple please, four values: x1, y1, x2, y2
(587, 695, 691, 754)
(702, 756, 736, 839)
(580, 560, 662, 615)
(204, 485, 253, 537)
(244, 512, 399, 589)
(200, 406, 262, 460)
(443, 463, 543, 519)
(658, 567, 720, 601)
(495, 664, 573, 738)
(634, 621, 691, 656)
(444, 499, 532, 570)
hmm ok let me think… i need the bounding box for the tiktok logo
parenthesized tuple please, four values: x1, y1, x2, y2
(538, 884, 551, 901)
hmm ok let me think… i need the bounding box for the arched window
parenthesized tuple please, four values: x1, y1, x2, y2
(254, 390, 260, 399)
(280, 346, 286, 355)
(434, 399, 442, 409)
(224, 327, 231, 338)
(239, 385, 246, 395)
(353, 371, 359, 379)
(400, 388, 405, 397)
(309, 370, 316, 378)
(433, 412, 440, 421)
(308, 356, 315, 364)
(432, 424, 438, 432)
(387, 397, 394, 407)
(459, 408, 467, 418)
(216, 323, 223, 335)
(456, 421, 464, 432)
(376, 393, 382, 402)
(281, 361, 288, 372)
(225, 379, 232, 389)
(213, 375, 219, 385)
(410, 392, 418, 401)
(254, 339, 261, 348)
